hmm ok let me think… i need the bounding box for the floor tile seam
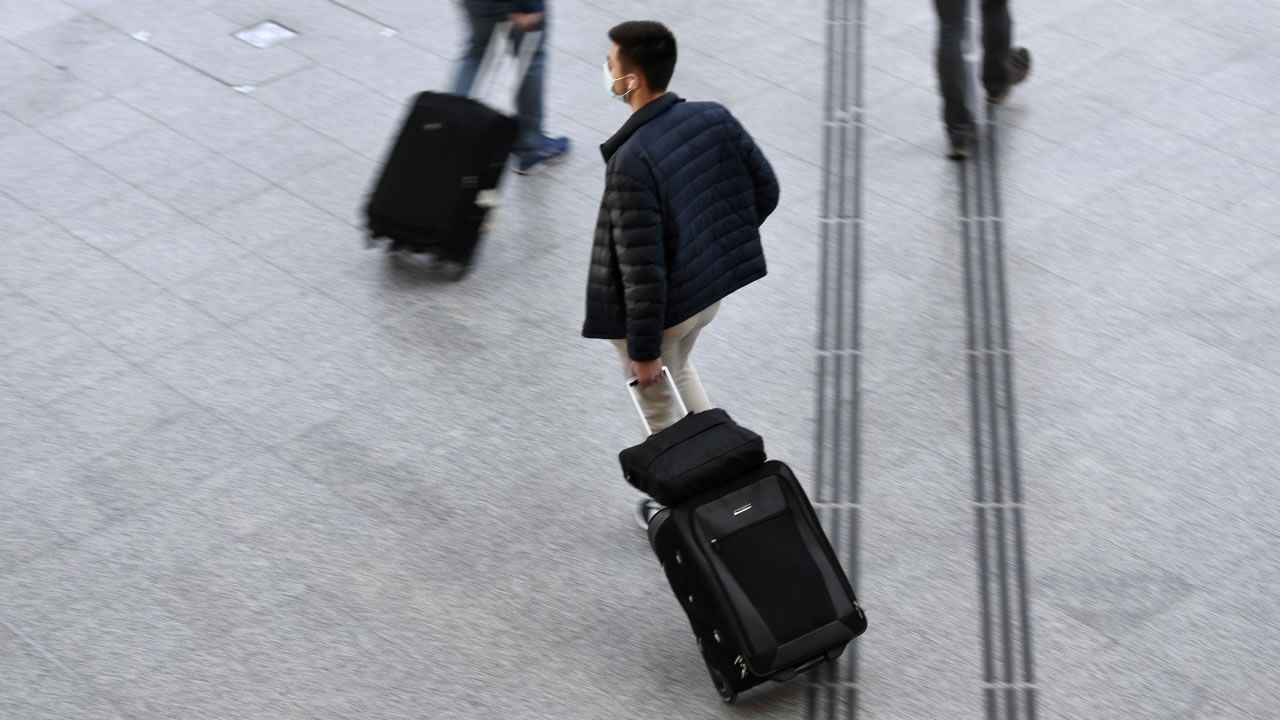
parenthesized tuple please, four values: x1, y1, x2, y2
(0, 512, 346, 717)
(8, 407, 297, 552)
(1012, 134, 1280, 268)
(0, 138, 145, 218)
(263, 443, 486, 581)
(1001, 244, 1280, 390)
(5, 320, 146, 406)
(115, 243, 264, 290)
(0, 233, 121, 295)
(312, 0, 396, 36)
(20, 262, 322, 473)
(101, 7, 328, 91)
(1017, 332, 1280, 418)
(27, 459, 247, 557)
(274, 152, 376, 222)
(1093, 619, 1273, 720)
(997, 248, 1195, 327)
(0, 39, 61, 93)
(287, 55, 425, 110)
(240, 67, 413, 158)
(1028, 210, 1274, 292)
(3, 87, 105, 141)
(75, 7, 249, 90)
(1178, 14, 1280, 65)
(1145, 145, 1280, 200)
(244, 238, 377, 309)
(0, 71, 106, 127)
(0, 614, 138, 720)
(171, 374, 348, 447)
(1106, 560, 1280, 660)
(35, 34, 322, 186)
(5, 428, 312, 581)
(12, 93, 303, 263)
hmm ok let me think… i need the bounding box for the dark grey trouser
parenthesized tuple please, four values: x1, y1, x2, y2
(934, 0, 1011, 139)
(450, 0, 547, 158)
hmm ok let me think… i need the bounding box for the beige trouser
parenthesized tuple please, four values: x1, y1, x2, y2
(612, 302, 720, 435)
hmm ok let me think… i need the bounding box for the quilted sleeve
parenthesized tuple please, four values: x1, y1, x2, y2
(607, 166, 667, 362)
(727, 113, 780, 224)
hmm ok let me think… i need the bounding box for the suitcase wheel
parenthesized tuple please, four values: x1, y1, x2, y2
(440, 260, 471, 282)
(708, 665, 736, 704)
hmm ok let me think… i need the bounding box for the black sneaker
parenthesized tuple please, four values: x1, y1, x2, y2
(948, 133, 971, 161)
(634, 498, 664, 530)
(987, 47, 1031, 103)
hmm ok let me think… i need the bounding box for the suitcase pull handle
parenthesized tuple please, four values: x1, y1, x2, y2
(625, 366, 689, 436)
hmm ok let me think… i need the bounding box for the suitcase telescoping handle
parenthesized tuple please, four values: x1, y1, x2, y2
(471, 22, 543, 105)
(626, 366, 689, 436)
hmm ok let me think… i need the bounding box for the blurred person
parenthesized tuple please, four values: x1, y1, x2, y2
(451, 0, 570, 174)
(934, 0, 1031, 159)
(579, 21, 780, 527)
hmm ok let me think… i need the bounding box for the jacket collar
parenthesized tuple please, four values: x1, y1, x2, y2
(600, 93, 684, 162)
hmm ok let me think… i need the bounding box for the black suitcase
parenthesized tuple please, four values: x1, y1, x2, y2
(365, 91, 516, 269)
(364, 25, 539, 277)
(647, 460, 867, 703)
(621, 370, 866, 703)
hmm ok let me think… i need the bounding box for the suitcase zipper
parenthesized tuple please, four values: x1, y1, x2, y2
(708, 506, 791, 545)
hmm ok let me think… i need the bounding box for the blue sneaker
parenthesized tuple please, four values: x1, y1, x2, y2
(515, 136, 570, 175)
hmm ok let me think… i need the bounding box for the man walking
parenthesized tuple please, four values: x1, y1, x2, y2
(451, 1, 570, 174)
(934, 0, 1032, 159)
(580, 21, 779, 526)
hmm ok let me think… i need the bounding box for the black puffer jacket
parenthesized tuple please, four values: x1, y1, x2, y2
(582, 94, 779, 361)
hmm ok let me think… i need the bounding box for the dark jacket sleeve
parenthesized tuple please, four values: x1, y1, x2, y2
(511, 0, 544, 13)
(607, 164, 667, 362)
(727, 113, 780, 223)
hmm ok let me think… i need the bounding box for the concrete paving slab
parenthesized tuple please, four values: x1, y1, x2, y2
(0, 624, 128, 720)
(0, 66, 104, 125)
(0, 127, 79, 187)
(33, 97, 162, 155)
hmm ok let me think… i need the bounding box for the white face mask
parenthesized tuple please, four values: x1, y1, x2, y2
(602, 61, 634, 102)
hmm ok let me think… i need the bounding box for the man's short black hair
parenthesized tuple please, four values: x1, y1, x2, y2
(608, 21, 677, 92)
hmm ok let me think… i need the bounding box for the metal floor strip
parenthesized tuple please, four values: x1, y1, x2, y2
(807, 0, 864, 718)
(958, 2, 1039, 715)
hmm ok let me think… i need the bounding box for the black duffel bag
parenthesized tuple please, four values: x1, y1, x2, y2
(619, 368, 765, 505)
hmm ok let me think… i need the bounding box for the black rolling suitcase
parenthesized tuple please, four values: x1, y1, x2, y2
(364, 24, 539, 278)
(625, 372, 867, 703)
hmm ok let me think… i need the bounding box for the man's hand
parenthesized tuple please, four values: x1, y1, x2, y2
(631, 358, 664, 390)
(509, 11, 543, 30)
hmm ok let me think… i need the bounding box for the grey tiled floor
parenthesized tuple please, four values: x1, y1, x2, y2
(2, 0, 1279, 718)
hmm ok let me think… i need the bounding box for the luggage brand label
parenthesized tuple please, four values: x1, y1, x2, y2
(733, 503, 753, 516)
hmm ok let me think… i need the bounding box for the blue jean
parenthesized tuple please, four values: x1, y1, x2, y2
(451, 0, 547, 158)
(934, 0, 1011, 138)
